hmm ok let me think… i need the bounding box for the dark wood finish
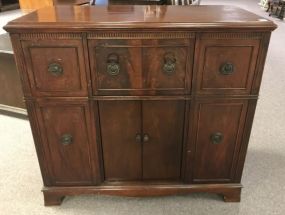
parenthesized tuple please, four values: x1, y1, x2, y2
(21, 39, 88, 97)
(4, 5, 276, 206)
(4, 5, 276, 32)
(42, 183, 242, 205)
(99, 100, 142, 181)
(89, 39, 192, 95)
(35, 101, 98, 185)
(142, 100, 185, 180)
(190, 99, 248, 183)
(195, 37, 260, 95)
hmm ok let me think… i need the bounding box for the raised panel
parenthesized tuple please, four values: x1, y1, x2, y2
(37, 102, 95, 185)
(99, 100, 142, 181)
(142, 100, 185, 180)
(190, 100, 248, 183)
(22, 39, 88, 96)
(195, 38, 260, 94)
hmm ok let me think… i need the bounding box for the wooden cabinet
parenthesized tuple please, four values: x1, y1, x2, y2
(4, 5, 276, 206)
(99, 100, 185, 181)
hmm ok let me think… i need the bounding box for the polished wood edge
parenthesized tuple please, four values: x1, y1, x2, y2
(5, 27, 277, 34)
(42, 183, 242, 205)
(22, 95, 259, 102)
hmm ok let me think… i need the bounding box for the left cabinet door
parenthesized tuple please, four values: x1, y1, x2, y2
(36, 101, 98, 186)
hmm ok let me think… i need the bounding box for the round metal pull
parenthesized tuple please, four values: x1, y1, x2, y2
(135, 134, 142, 143)
(220, 62, 234, 75)
(60, 134, 73, 145)
(48, 62, 63, 76)
(163, 52, 176, 75)
(143, 134, 150, 143)
(107, 53, 120, 76)
(210, 132, 223, 144)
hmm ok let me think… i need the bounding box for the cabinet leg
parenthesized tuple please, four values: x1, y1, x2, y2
(222, 188, 241, 202)
(43, 192, 65, 206)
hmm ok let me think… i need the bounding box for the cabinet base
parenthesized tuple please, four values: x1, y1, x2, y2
(42, 183, 242, 206)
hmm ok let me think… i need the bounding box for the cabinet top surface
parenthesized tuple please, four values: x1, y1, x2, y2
(4, 5, 276, 32)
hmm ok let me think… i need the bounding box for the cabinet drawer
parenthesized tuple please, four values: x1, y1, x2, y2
(195, 37, 260, 94)
(22, 40, 88, 96)
(35, 101, 98, 185)
(89, 39, 193, 95)
(186, 99, 248, 183)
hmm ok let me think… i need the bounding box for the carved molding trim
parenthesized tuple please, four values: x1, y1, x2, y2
(20, 33, 82, 40)
(87, 32, 195, 39)
(201, 32, 262, 39)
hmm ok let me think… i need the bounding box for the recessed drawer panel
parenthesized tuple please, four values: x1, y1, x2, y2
(22, 40, 88, 96)
(89, 39, 193, 95)
(195, 38, 260, 94)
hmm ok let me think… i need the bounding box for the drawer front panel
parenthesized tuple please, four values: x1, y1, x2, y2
(36, 102, 96, 185)
(89, 39, 192, 95)
(195, 38, 260, 94)
(189, 100, 248, 183)
(22, 40, 88, 96)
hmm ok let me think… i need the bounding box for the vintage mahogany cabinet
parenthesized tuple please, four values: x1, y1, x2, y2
(4, 5, 276, 206)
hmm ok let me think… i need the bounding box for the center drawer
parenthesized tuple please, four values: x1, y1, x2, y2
(88, 39, 193, 95)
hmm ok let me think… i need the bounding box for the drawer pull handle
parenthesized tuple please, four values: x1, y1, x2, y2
(143, 134, 150, 143)
(107, 53, 120, 76)
(163, 52, 176, 75)
(135, 133, 142, 143)
(210, 132, 223, 144)
(48, 63, 63, 76)
(220, 62, 234, 75)
(60, 134, 73, 145)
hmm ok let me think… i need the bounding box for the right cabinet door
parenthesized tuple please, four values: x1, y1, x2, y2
(142, 100, 185, 180)
(190, 100, 248, 183)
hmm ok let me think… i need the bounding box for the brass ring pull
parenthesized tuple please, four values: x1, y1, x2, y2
(220, 62, 234, 75)
(48, 62, 63, 76)
(210, 132, 223, 144)
(163, 52, 176, 75)
(107, 53, 120, 76)
(60, 134, 73, 145)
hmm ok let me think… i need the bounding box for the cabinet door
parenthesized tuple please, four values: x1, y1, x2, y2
(37, 101, 96, 186)
(142, 100, 185, 180)
(189, 100, 248, 183)
(99, 101, 142, 181)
